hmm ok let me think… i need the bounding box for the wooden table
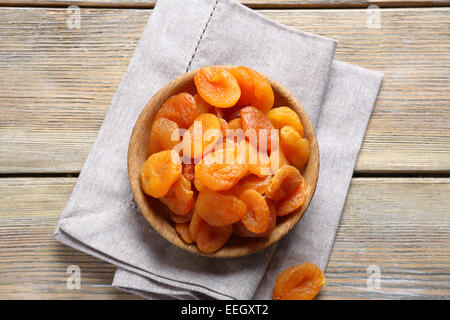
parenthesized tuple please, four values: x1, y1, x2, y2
(0, 0, 449, 300)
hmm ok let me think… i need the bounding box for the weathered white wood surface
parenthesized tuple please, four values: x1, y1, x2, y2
(0, 8, 449, 174)
(0, 178, 448, 299)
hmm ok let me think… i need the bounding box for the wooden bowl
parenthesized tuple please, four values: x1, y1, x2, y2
(128, 67, 319, 258)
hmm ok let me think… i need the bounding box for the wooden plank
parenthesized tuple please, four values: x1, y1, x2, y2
(0, 0, 449, 9)
(0, 178, 136, 299)
(322, 177, 450, 299)
(0, 8, 449, 174)
(0, 177, 449, 299)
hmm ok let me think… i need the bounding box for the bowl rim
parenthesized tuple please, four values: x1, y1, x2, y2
(128, 66, 319, 258)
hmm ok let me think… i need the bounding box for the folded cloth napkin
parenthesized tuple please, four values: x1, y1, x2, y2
(55, 0, 382, 300)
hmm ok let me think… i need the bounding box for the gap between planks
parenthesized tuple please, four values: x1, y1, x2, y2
(0, 0, 450, 10)
(1, 172, 450, 179)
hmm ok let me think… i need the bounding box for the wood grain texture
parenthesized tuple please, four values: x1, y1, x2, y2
(1, 0, 449, 9)
(0, 178, 138, 299)
(0, 177, 448, 299)
(0, 8, 449, 174)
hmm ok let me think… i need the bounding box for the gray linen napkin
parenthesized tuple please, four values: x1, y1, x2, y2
(55, 0, 382, 300)
(112, 60, 383, 300)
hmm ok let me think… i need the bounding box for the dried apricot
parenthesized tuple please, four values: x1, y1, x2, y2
(194, 93, 213, 115)
(230, 67, 274, 113)
(229, 67, 254, 106)
(269, 147, 290, 173)
(267, 107, 304, 137)
(195, 188, 246, 227)
(196, 222, 233, 254)
(239, 189, 270, 234)
(175, 222, 194, 244)
(246, 141, 272, 177)
(213, 137, 238, 152)
(280, 126, 310, 169)
(223, 126, 246, 148)
(233, 198, 276, 238)
(170, 210, 193, 224)
(219, 118, 229, 138)
(195, 147, 248, 191)
(182, 163, 195, 182)
(273, 263, 325, 300)
(140, 150, 181, 198)
(154, 92, 198, 129)
(182, 113, 221, 159)
(189, 210, 203, 242)
(229, 174, 271, 196)
(147, 117, 180, 157)
(160, 175, 194, 216)
(228, 118, 242, 130)
(277, 176, 306, 216)
(266, 165, 302, 201)
(193, 177, 205, 192)
(241, 106, 277, 152)
(245, 67, 274, 113)
(194, 66, 241, 108)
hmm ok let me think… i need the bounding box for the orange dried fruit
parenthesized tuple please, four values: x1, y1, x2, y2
(175, 222, 194, 244)
(147, 117, 180, 157)
(194, 93, 213, 115)
(233, 198, 276, 238)
(229, 67, 254, 106)
(277, 176, 306, 216)
(195, 188, 246, 227)
(267, 107, 304, 137)
(160, 175, 194, 216)
(169, 210, 193, 224)
(219, 118, 229, 138)
(266, 165, 302, 201)
(246, 67, 274, 113)
(239, 189, 270, 234)
(280, 125, 310, 169)
(195, 147, 248, 191)
(213, 137, 240, 152)
(246, 141, 272, 177)
(269, 147, 290, 173)
(193, 177, 205, 192)
(273, 263, 325, 300)
(182, 113, 221, 159)
(228, 118, 242, 130)
(196, 222, 233, 254)
(154, 92, 198, 129)
(241, 106, 277, 152)
(140, 150, 182, 198)
(194, 66, 241, 108)
(229, 174, 271, 196)
(223, 125, 246, 147)
(230, 66, 274, 113)
(189, 210, 203, 242)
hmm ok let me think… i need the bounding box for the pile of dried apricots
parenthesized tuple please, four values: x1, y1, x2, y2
(140, 66, 323, 299)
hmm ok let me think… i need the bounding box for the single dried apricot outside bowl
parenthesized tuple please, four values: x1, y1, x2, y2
(128, 66, 319, 258)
